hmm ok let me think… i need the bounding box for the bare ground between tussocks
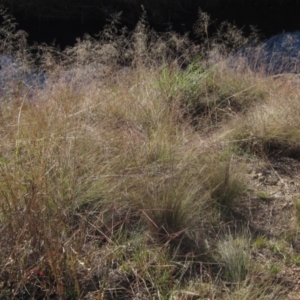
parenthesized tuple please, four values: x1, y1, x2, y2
(225, 154, 300, 299)
(203, 73, 300, 298)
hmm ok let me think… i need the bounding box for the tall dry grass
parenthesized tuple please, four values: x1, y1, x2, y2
(0, 6, 295, 299)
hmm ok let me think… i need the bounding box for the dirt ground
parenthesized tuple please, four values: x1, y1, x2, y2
(230, 154, 300, 299)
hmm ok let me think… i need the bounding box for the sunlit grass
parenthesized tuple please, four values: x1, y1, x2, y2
(0, 6, 297, 299)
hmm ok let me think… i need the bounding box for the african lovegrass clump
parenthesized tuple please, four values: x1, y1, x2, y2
(0, 6, 293, 299)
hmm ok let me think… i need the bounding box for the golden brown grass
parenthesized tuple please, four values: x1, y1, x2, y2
(227, 75, 300, 158)
(0, 7, 297, 299)
(0, 60, 250, 299)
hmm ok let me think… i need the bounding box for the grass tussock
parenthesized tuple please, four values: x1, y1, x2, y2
(0, 6, 297, 300)
(229, 79, 300, 158)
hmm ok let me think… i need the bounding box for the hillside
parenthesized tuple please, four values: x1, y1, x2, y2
(0, 8, 300, 300)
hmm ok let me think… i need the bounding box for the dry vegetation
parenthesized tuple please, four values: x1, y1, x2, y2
(1, 6, 300, 300)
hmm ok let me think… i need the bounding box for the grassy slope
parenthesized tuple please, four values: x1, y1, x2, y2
(1, 8, 300, 300)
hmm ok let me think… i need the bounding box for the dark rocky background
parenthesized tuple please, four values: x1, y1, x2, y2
(0, 0, 300, 48)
